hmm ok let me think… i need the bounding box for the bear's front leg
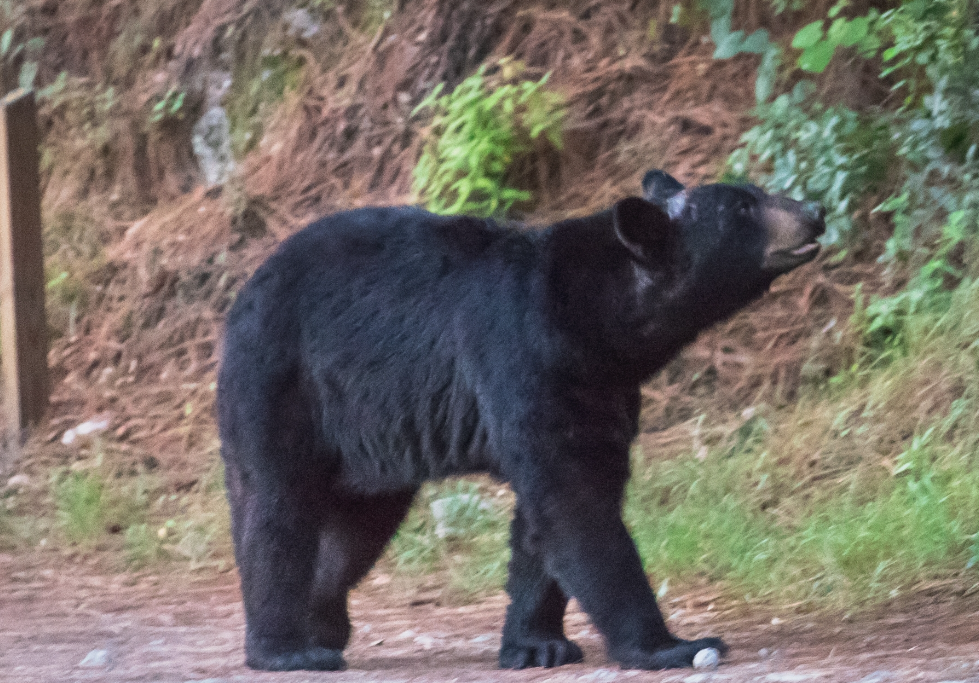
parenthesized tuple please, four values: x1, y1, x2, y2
(518, 474, 727, 670)
(500, 505, 584, 668)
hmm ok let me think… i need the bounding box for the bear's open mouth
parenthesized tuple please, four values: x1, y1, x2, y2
(764, 240, 821, 273)
(791, 242, 819, 258)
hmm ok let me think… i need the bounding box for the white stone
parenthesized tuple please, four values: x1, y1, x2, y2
(283, 8, 320, 39)
(78, 649, 110, 668)
(5, 474, 29, 489)
(192, 107, 236, 187)
(61, 416, 111, 445)
(429, 493, 492, 539)
(413, 634, 438, 650)
(853, 671, 894, 683)
(692, 647, 721, 669)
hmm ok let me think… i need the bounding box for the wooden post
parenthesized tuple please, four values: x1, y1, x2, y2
(0, 89, 48, 454)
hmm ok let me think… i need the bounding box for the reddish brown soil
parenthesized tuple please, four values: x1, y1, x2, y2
(2, 4, 976, 683)
(2, 551, 978, 683)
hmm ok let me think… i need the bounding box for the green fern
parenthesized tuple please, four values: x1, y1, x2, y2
(412, 63, 565, 218)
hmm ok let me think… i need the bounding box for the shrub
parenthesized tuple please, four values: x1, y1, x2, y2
(412, 62, 565, 218)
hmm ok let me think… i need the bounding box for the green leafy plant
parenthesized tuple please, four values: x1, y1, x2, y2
(412, 62, 565, 218)
(873, 0, 979, 264)
(0, 28, 43, 90)
(877, 0, 977, 102)
(728, 0, 979, 258)
(149, 87, 187, 124)
(697, 0, 779, 103)
(51, 463, 153, 548)
(52, 470, 108, 545)
(790, 2, 881, 74)
(856, 209, 972, 354)
(706, 0, 880, 97)
(728, 83, 891, 245)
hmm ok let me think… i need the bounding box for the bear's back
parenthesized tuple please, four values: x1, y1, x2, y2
(220, 207, 548, 488)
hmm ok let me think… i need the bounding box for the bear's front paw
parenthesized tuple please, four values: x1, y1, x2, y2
(245, 642, 346, 671)
(499, 637, 584, 669)
(614, 637, 727, 670)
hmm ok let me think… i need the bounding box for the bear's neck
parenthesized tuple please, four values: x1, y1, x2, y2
(539, 215, 770, 385)
(539, 215, 693, 383)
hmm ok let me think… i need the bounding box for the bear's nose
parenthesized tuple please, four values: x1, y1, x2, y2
(803, 201, 826, 233)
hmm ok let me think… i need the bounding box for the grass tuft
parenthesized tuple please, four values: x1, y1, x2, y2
(627, 268, 979, 608)
(387, 479, 511, 599)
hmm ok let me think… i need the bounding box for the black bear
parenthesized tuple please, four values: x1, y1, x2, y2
(217, 170, 825, 672)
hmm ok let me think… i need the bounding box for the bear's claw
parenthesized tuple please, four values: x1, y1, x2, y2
(499, 637, 585, 669)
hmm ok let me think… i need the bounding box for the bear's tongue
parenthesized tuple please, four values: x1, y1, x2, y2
(791, 243, 819, 257)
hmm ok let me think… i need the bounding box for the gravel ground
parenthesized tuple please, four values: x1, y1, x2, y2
(2, 551, 978, 683)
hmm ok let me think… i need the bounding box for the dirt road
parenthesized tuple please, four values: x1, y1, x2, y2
(1, 551, 977, 683)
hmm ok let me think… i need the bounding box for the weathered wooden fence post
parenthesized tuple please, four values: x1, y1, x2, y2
(0, 89, 48, 464)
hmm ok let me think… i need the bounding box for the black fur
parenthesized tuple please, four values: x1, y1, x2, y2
(217, 171, 824, 671)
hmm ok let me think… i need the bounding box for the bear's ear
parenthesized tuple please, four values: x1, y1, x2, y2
(641, 170, 686, 218)
(613, 196, 676, 264)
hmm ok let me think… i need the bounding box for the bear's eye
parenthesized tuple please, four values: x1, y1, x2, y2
(736, 201, 753, 217)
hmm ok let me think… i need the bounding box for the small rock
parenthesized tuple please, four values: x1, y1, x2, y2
(693, 648, 721, 670)
(758, 647, 771, 660)
(78, 649, 111, 668)
(62, 416, 112, 445)
(283, 7, 320, 39)
(683, 675, 712, 683)
(853, 671, 895, 683)
(5, 474, 29, 490)
(430, 493, 492, 539)
(192, 106, 236, 187)
(413, 635, 437, 650)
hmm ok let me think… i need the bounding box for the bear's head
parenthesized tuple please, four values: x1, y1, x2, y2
(586, 170, 825, 373)
(545, 170, 824, 377)
(639, 169, 825, 277)
(615, 169, 824, 313)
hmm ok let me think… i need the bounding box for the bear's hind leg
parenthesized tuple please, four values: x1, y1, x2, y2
(230, 470, 345, 672)
(310, 490, 417, 651)
(500, 506, 584, 669)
